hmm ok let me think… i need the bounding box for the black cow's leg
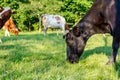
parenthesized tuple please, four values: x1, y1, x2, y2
(106, 37, 119, 65)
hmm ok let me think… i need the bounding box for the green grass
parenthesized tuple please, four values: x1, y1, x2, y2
(0, 30, 120, 80)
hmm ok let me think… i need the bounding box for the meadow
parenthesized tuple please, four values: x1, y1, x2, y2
(0, 30, 120, 80)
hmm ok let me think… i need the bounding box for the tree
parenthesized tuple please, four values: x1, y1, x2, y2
(60, 0, 93, 27)
(0, 0, 19, 10)
(0, 0, 93, 31)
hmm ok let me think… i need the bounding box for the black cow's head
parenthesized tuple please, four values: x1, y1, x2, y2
(63, 25, 87, 63)
(0, 7, 16, 29)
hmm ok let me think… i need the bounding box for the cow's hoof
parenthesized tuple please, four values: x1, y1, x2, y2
(106, 61, 114, 65)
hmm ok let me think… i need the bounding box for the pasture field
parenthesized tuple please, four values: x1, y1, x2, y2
(0, 30, 120, 80)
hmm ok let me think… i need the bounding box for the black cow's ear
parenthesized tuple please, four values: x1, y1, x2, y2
(73, 27, 80, 37)
(63, 30, 69, 39)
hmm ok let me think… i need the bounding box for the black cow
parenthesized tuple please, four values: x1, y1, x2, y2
(63, 0, 120, 65)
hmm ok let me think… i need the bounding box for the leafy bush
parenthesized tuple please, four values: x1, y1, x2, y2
(1, 0, 93, 31)
(60, 0, 93, 27)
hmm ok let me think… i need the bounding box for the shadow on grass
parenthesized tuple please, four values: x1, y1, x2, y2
(2, 32, 63, 42)
(0, 32, 64, 63)
(80, 36, 120, 79)
(0, 44, 30, 63)
(2, 32, 120, 78)
(0, 32, 65, 79)
(81, 47, 120, 79)
(80, 35, 112, 60)
(82, 46, 112, 60)
(114, 62, 120, 79)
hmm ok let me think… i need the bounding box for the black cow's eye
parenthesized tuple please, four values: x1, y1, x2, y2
(71, 36, 73, 40)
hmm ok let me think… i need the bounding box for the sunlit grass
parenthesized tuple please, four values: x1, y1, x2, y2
(0, 30, 120, 80)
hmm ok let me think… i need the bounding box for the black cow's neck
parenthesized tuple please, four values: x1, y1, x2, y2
(76, 20, 94, 42)
(76, 0, 112, 36)
(77, 18, 111, 43)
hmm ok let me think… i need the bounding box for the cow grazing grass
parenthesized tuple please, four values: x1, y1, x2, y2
(0, 31, 120, 80)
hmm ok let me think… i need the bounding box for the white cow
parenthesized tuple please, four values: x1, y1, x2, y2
(40, 14, 66, 36)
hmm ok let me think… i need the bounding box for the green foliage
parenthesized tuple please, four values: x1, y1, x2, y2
(0, 0, 19, 10)
(61, 0, 93, 26)
(1, 0, 93, 31)
(22, 8, 39, 31)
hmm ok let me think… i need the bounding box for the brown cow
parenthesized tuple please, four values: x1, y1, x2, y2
(3, 17, 19, 36)
(0, 7, 16, 43)
(64, 0, 120, 65)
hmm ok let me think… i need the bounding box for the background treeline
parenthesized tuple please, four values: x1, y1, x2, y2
(0, 0, 93, 31)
